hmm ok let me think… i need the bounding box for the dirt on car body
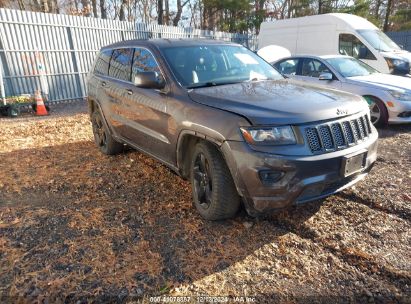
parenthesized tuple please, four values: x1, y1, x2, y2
(0, 103, 410, 303)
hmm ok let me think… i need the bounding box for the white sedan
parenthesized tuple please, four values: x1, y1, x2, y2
(273, 55, 411, 126)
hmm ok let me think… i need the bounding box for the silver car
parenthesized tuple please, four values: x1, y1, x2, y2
(273, 55, 411, 126)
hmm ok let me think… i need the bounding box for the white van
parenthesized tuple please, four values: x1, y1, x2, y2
(259, 13, 411, 75)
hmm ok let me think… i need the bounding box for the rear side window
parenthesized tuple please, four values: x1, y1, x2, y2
(132, 48, 161, 79)
(109, 48, 134, 81)
(94, 49, 112, 76)
(276, 59, 299, 75)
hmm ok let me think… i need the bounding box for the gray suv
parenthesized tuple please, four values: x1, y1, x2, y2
(87, 39, 378, 220)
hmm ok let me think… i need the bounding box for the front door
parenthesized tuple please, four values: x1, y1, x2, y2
(120, 47, 172, 164)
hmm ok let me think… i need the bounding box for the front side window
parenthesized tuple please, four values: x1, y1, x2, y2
(161, 45, 283, 88)
(94, 49, 112, 76)
(132, 48, 161, 79)
(275, 59, 299, 75)
(109, 48, 133, 81)
(339, 34, 376, 60)
(301, 58, 331, 78)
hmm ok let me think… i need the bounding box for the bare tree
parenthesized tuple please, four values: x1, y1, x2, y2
(119, 0, 127, 20)
(173, 0, 190, 26)
(42, 0, 49, 12)
(164, 0, 169, 24)
(157, 0, 163, 24)
(91, 0, 97, 17)
(383, 0, 393, 31)
(100, 0, 107, 18)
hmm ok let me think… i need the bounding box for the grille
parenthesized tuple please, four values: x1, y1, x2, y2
(305, 115, 372, 153)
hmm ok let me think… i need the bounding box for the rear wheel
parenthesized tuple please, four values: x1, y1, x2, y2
(190, 142, 240, 220)
(91, 109, 123, 155)
(364, 96, 388, 127)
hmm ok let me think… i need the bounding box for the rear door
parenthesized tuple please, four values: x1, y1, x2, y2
(105, 48, 134, 137)
(274, 58, 300, 77)
(90, 49, 114, 119)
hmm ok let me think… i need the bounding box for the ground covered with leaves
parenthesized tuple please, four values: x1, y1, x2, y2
(0, 102, 410, 303)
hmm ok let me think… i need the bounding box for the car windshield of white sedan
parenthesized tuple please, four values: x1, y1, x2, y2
(326, 57, 378, 77)
(162, 45, 283, 88)
(358, 29, 401, 52)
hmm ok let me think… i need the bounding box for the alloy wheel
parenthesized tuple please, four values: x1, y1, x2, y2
(193, 153, 213, 209)
(369, 101, 381, 125)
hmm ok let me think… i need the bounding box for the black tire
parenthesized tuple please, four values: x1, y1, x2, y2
(91, 109, 123, 155)
(190, 142, 240, 220)
(366, 96, 388, 127)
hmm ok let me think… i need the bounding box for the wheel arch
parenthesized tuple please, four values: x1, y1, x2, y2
(176, 131, 221, 179)
(362, 95, 389, 126)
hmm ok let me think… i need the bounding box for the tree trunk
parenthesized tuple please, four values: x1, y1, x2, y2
(173, 0, 189, 26)
(383, 0, 392, 31)
(100, 0, 107, 19)
(374, 0, 382, 18)
(32, 0, 42, 11)
(42, 0, 49, 12)
(158, 0, 163, 24)
(164, 0, 169, 24)
(91, 0, 98, 17)
(17, 0, 25, 10)
(119, 0, 127, 21)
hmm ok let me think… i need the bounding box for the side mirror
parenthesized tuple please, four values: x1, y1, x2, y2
(358, 46, 368, 59)
(319, 72, 333, 81)
(399, 44, 404, 50)
(133, 71, 165, 89)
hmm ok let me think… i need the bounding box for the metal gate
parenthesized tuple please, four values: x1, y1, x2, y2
(0, 8, 256, 103)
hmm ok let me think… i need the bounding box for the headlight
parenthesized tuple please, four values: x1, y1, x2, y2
(390, 90, 411, 101)
(385, 57, 409, 74)
(240, 126, 296, 145)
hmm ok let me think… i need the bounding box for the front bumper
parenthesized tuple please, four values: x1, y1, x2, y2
(387, 100, 411, 124)
(221, 132, 378, 215)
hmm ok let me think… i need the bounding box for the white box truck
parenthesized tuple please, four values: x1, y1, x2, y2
(258, 13, 411, 75)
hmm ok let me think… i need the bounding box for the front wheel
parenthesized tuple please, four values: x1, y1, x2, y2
(365, 96, 389, 127)
(190, 142, 240, 220)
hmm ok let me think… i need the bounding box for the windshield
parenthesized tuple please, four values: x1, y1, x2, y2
(161, 44, 283, 88)
(326, 57, 378, 77)
(358, 29, 401, 52)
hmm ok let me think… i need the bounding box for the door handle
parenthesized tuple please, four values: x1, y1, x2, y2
(126, 89, 133, 95)
(101, 81, 106, 87)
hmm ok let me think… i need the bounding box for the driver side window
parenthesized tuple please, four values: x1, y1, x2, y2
(301, 59, 331, 78)
(132, 48, 161, 80)
(339, 34, 376, 60)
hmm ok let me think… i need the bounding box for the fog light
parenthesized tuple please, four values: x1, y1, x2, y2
(398, 111, 411, 118)
(259, 170, 284, 184)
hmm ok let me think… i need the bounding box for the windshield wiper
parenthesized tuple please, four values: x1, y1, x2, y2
(187, 81, 243, 89)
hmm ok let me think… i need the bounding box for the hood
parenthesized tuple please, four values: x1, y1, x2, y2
(381, 50, 411, 63)
(188, 79, 367, 125)
(347, 73, 411, 92)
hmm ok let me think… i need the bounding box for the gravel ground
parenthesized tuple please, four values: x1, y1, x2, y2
(0, 101, 410, 303)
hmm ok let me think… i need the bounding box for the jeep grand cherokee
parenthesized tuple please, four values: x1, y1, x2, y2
(87, 39, 378, 220)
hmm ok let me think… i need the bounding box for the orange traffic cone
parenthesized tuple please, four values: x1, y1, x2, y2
(34, 90, 48, 116)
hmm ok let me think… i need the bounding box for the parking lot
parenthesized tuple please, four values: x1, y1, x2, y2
(0, 102, 410, 303)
